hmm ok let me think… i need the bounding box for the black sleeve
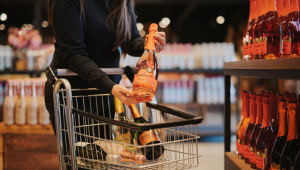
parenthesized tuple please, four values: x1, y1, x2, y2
(127, 3, 145, 57)
(52, 0, 115, 93)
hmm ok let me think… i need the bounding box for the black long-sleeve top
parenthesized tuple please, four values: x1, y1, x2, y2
(50, 0, 144, 93)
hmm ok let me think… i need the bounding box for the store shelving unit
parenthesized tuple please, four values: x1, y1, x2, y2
(0, 70, 43, 77)
(223, 57, 300, 170)
(159, 69, 223, 74)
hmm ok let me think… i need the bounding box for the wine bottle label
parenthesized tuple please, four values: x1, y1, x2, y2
(243, 44, 249, 56)
(243, 145, 250, 159)
(249, 42, 253, 55)
(237, 140, 243, 155)
(260, 36, 267, 55)
(139, 130, 160, 145)
(256, 152, 265, 169)
(250, 148, 256, 163)
(254, 38, 260, 55)
(133, 69, 155, 86)
(114, 133, 132, 145)
(283, 38, 291, 55)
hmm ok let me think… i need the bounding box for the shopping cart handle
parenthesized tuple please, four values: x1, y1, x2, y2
(55, 68, 125, 76)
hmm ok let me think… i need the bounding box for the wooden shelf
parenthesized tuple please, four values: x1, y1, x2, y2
(224, 58, 300, 79)
(225, 152, 253, 170)
(0, 123, 54, 135)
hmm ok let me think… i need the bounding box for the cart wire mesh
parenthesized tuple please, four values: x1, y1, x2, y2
(52, 78, 202, 170)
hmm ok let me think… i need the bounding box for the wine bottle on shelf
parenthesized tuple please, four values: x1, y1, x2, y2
(27, 80, 38, 125)
(132, 23, 159, 99)
(256, 96, 276, 170)
(260, 0, 282, 59)
(243, 0, 256, 60)
(238, 91, 250, 159)
(112, 97, 133, 150)
(244, 93, 257, 164)
(93, 140, 146, 164)
(249, 94, 263, 169)
(3, 80, 14, 125)
(236, 92, 245, 155)
(128, 103, 164, 160)
(281, 0, 291, 57)
(15, 80, 26, 125)
(271, 100, 287, 170)
(270, 92, 278, 136)
(280, 102, 300, 170)
(248, 0, 258, 60)
(75, 142, 122, 164)
(253, 0, 266, 59)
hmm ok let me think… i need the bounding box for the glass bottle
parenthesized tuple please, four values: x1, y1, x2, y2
(27, 80, 38, 125)
(250, 94, 263, 169)
(280, 102, 300, 170)
(256, 96, 276, 170)
(238, 91, 250, 159)
(260, 0, 283, 59)
(290, 92, 297, 102)
(270, 92, 278, 136)
(236, 92, 245, 155)
(277, 0, 283, 18)
(281, 0, 291, 57)
(284, 91, 291, 97)
(249, 0, 261, 60)
(254, 0, 266, 59)
(15, 80, 26, 125)
(3, 80, 14, 125)
(132, 23, 159, 99)
(271, 100, 287, 170)
(244, 93, 257, 163)
(244, 0, 256, 60)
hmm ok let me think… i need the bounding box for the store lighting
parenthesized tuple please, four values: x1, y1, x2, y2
(159, 21, 168, 29)
(161, 17, 170, 26)
(41, 21, 49, 28)
(0, 24, 5, 30)
(137, 23, 144, 31)
(216, 16, 225, 24)
(139, 30, 146, 37)
(0, 13, 7, 21)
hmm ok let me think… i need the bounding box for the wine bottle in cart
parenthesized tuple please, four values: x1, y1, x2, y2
(238, 91, 250, 159)
(280, 102, 300, 170)
(256, 96, 276, 170)
(243, 93, 257, 163)
(128, 103, 164, 160)
(3, 80, 14, 125)
(132, 23, 159, 99)
(243, 0, 256, 60)
(249, 94, 263, 169)
(270, 100, 287, 170)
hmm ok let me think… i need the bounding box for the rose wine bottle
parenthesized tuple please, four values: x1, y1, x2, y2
(238, 91, 250, 159)
(254, 0, 266, 59)
(128, 103, 164, 160)
(244, 93, 257, 163)
(250, 94, 263, 169)
(244, 0, 256, 60)
(290, 92, 297, 102)
(249, 0, 260, 60)
(256, 96, 276, 170)
(271, 100, 287, 170)
(270, 92, 278, 136)
(277, 0, 283, 18)
(3, 80, 14, 125)
(282, 0, 300, 58)
(281, 0, 291, 57)
(280, 102, 300, 170)
(132, 23, 159, 99)
(260, 0, 282, 59)
(236, 92, 245, 155)
(15, 80, 26, 125)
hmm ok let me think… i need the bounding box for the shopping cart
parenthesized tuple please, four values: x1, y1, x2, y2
(46, 67, 203, 170)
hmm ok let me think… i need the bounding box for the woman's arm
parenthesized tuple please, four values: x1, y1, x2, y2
(52, 0, 116, 93)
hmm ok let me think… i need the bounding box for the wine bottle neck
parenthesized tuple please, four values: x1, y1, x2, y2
(114, 97, 125, 113)
(31, 81, 36, 98)
(277, 101, 287, 137)
(287, 103, 298, 141)
(129, 104, 142, 118)
(250, 98, 257, 123)
(20, 81, 25, 98)
(250, 0, 256, 20)
(7, 81, 13, 97)
(244, 95, 250, 118)
(145, 31, 156, 51)
(262, 97, 271, 128)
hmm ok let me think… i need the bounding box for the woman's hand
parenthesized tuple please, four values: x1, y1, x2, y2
(145, 32, 166, 53)
(111, 84, 152, 105)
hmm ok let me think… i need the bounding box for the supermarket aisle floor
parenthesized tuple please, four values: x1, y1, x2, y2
(189, 136, 236, 170)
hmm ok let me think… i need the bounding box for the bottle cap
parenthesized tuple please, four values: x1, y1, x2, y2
(106, 154, 122, 164)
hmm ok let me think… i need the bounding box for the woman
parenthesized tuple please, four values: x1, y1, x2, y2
(45, 0, 165, 169)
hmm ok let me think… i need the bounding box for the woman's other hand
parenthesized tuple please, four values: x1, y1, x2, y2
(145, 32, 166, 53)
(111, 84, 152, 105)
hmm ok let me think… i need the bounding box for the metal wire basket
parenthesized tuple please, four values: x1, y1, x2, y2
(46, 67, 203, 170)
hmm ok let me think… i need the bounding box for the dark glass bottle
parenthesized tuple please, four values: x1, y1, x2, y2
(295, 148, 300, 170)
(260, 0, 282, 59)
(249, 0, 259, 60)
(270, 92, 279, 136)
(236, 92, 245, 155)
(284, 91, 291, 97)
(256, 96, 276, 170)
(244, 93, 257, 163)
(244, 0, 257, 60)
(290, 92, 297, 102)
(271, 100, 287, 170)
(250, 94, 263, 169)
(280, 102, 300, 170)
(238, 91, 250, 159)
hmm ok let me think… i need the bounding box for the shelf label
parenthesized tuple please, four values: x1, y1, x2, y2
(283, 37, 291, 55)
(243, 145, 250, 159)
(256, 152, 265, 169)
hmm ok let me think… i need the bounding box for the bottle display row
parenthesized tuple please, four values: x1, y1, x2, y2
(121, 42, 236, 70)
(155, 75, 236, 104)
(236, 90, 300, 170)
(1, 78, 50, 125)
(243, 0, 300, 60)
